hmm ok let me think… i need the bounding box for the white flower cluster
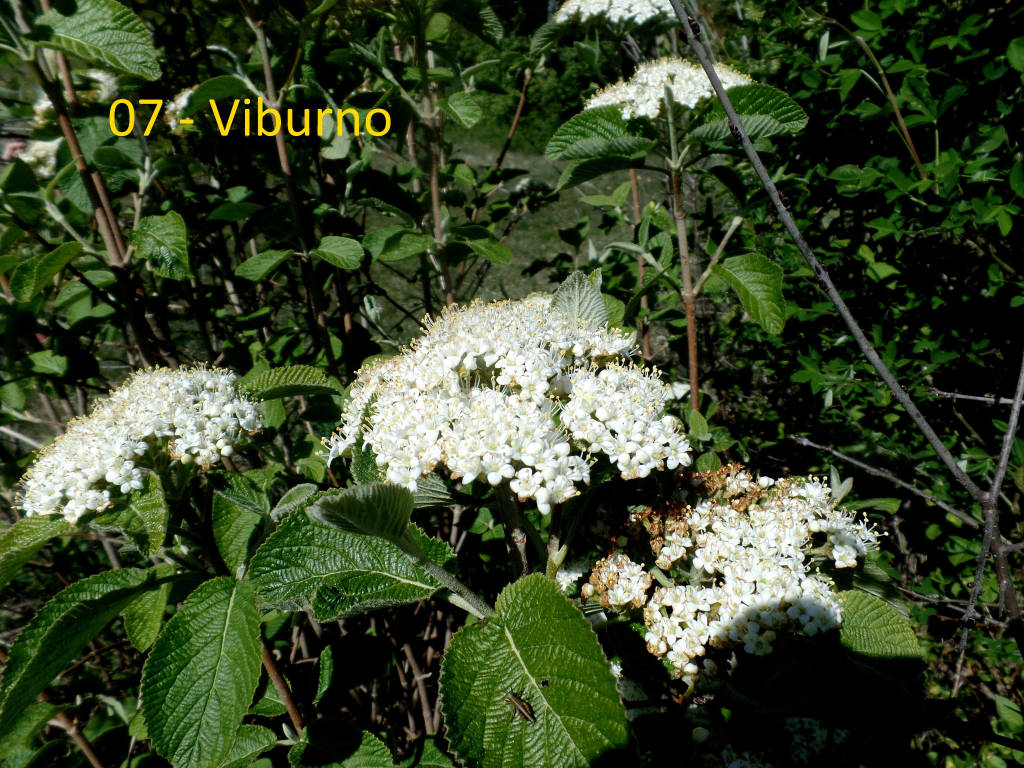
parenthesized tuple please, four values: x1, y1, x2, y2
(324, 295, 691, 514)
(165, 87, 196, 133)
(19, 367, 261, 523)
(554, 0, 669, 25)
(20, 138, 62, 178)
(586, 56, 754, 120)
(585, 467, 877, 683)
(582, 552, 653, 609)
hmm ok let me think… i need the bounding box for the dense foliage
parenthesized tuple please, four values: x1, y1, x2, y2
(0, 0, 1021, 766)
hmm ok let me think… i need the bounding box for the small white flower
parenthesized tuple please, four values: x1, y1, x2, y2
(555, 0, 670, 25)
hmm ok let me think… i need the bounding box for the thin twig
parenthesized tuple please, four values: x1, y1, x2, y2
(791, 435, 979, 529)
(666, 0, 986, 504)
(402, 643, 436, 735)
(261, 639, 305, 733)
(0, 424, 44, 449)
(694, 215, 743, 295)
(927, 388, 1020, 406)
(954, 351, 1024, 693)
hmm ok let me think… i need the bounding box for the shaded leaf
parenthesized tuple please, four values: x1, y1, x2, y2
(315, 237, 364, 270)
(711, 253, 785, 334)
(551, 271, 607, 328)
(135, 211, 192, 280)
(240, 365, 343, 399)
(10, 242, 82, 303)
(0, 569, 151, 735)
(0, 516, 71, 595)
(838, 590, 922, 659)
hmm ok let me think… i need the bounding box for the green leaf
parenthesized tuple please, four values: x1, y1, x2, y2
(529, 20, 563, 56)
(271, 483, 319, 522)
(219, 725, 277, 768)
(28, 350, 68, 376)
(235, 249, 292, 281)
(315, 645, 334, 704)
(0, 702, 59, 761)
(1009, 38, 1024, 73)
(240, 365, 342, 399)
(122, 563, 174, 651)
(135, 211, 192, 280)
(711, 253, 785, 334)
(307, 483, 414, 544)
(555, 136, 653, 162)
(141, 577, 261, 768)
(412, 473, 455, 509)
(184, 76, 255, 118)
(687, 410, 710, 440)
(397, 740, 455, 767)
(9, 242, 82, 303)
(692, 84, 808, 142)
(212, 475, 269, 573)
(440, 92, 482, 129)
(128, 472, 169, 555)
(838, 590, 922, 659)
(0, 569, 151, 734)
(551, 271, 608, 328)
(251, 506, 452, 619)
(440, 575, 627, 768)
(315, 236, 364, 270)
(289, 726, 394, 768)
(545, 106, 634, 160)
(0, 516, 71, 595)
(555, 156, 645, 191)
(33, 0, 160, 80)
(850, 9, 882, 31)
(467, 238, 513, 266)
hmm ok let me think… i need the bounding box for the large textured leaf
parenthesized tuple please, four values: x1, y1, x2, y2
(838, 590, 922, 659)
(122, 563, 174, 651)
(439, 575, 627, 768)
(692, 84, 808, 142)
(545, 106, 635, 160)
(9, 242, 82, 303)
(0, 569, 151, 734)
(551, 271, 607, 328)
(34, 0, 160, 80)
(141, 577, 261, 768)
(219, 725, 276, 768)
(307, 483, 414, 544)
(240, 365, 342, 399)
(135, 211, 192, 280)
(250, 507, 452, 619)
(0, 516, 71, 594)
(212, 474, 269, 573)
(711, 253, 786, 334)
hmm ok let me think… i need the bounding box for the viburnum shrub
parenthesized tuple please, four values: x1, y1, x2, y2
(0, 273, 918, 768)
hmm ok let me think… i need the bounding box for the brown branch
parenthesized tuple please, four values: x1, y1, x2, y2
(492, 67, 533, 172)
(401, 643, 436, 735)
(954, 350, 1024, 693)
(261, 639, 304, 734)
